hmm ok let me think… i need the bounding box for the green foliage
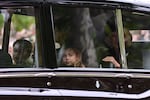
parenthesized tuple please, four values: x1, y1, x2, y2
(12, 14, 35, 31)
(0, 14, 4, 29)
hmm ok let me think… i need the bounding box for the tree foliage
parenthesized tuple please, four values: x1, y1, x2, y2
(12, 14, 35, 31)
(0, 14, 4, 29)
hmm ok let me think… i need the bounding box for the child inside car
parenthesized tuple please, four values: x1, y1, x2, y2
(12, 38, 33, 66)
(61, 48, 85, 67)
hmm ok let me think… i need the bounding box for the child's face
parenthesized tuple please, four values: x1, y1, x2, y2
(13, 43, 30, 64)
(62, 49, 79, 66)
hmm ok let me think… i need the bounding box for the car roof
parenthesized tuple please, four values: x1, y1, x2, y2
(0, 0, 149, 6)
(0, 0, 150, 13)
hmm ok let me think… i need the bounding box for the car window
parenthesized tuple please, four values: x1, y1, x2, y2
(0, 7, 36, 67)
(53, 6, 121, 68)
(122, 10, 150, 69)
(53, 6, 150, 70)
(0, 4, 150, 70)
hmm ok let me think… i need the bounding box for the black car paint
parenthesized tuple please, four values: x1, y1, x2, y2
(0, 68, 149, 99)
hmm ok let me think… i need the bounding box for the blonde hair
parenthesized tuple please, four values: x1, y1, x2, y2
(62, 48, 85, 67)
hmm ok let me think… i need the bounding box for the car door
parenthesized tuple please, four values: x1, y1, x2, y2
(0, 0, 149, 100)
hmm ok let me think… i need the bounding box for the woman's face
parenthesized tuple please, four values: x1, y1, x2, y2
(62, 49, 78, 66)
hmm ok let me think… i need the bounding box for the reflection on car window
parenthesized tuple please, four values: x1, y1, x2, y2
(53, 6, 150, 70)
(53, 7, 121, 68)
(0, 8, 36, 67)
(1, 6, 149, 69)
(10, 15, 35, 67)
(131, 30, 150, 42)
(123, 11, 150, 69)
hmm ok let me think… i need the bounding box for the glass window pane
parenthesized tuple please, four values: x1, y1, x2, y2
(53, 6, 120, 68)
(0, 7, 36, 68)
(122, 10, 150, 69)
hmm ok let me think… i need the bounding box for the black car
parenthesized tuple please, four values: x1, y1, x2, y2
(0, 0, 149, 100)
